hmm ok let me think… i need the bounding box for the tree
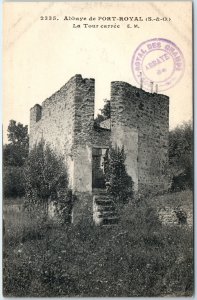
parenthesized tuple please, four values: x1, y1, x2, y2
(3, 120, 29, 167)
(94, 99, 110, 127)
(7, 120, 29, 145)
(3, 120, 29, 198)
(25, 140, 73, 222)
(100, 99, 110, 119)
(103, 146, 134, 204)
(3, 166, 26, 198)
(169, 121, 192, 189)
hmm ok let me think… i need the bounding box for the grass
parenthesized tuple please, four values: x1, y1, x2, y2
(3, 190, 193, 297)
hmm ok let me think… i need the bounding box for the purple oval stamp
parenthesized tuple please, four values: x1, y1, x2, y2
(131, 38, 185, 92)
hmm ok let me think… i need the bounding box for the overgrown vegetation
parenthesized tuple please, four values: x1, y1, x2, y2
(25, 139, 74, 223)
(3, 190, 193, 297)
(103, 146, 134, 204)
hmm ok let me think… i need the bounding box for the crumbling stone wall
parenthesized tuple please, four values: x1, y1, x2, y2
(111, 81, 169, 193)
(30, 75, 78, 187)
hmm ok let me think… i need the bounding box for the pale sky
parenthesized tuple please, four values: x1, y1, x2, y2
(3, 2, 192, 143)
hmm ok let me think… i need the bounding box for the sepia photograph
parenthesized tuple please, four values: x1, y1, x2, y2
(3, 1, 193, 297)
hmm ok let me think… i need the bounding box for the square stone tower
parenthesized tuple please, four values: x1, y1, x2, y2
(30, 74, 169, 223)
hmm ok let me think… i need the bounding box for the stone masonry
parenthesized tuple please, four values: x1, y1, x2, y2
(30, 74, 169, 223)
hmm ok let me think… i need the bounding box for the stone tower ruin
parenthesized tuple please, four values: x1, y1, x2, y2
(30, 74, 169, 222)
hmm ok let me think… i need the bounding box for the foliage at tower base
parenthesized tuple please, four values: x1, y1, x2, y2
(24, 140, 74, 224)
(103, 146, 134, 204)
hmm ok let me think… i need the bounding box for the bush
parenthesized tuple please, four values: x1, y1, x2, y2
(169, 122, 192, 190)
(24, 140, 73, 222)
(104, 146, 134, 204)
(3, 166, 25, 198)
(170, 172, 192, 192)
(174, 207, 187, 225)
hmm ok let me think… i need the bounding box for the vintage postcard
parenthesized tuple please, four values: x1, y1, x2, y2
(3, 1, 193, 297)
